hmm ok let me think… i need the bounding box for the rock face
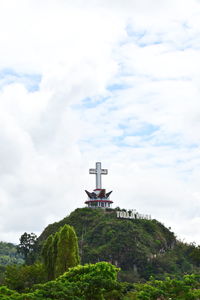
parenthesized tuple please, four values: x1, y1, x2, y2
(37, 207, 197, 281)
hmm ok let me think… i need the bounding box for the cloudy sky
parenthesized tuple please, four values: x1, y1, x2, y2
(1, 0, 200, 244)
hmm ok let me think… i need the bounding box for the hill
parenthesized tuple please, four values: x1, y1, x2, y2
(0, 242, 24, 266)
(0, 242, 24, 284)
(38, 207, 200, 281)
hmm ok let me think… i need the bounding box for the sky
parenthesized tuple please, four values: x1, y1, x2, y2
(1, 0, 200, 244)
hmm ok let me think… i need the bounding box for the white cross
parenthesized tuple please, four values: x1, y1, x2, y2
(89, 162, 108, 189)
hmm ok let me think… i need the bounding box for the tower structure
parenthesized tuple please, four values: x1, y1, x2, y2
(85, 162, 113, 208)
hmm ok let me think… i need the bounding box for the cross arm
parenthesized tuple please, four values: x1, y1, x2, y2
(101, 169, 108, 174)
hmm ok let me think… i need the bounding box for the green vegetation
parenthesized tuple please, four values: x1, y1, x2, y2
(0, 242, 24, 266)
(0, 242, 24, 285)
(42, 224, 80, 280)
(37, 207, 200, 281)
(0, 262, 122, 300)
(17, 232, 37, 265)
(1, 265, 200, 299)
(1, 207, 200, 299)
(4, 263, 46, 292)
(123, 274, 200, 299)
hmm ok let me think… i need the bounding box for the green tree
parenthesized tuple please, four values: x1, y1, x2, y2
(41, 235, 54, 280)
(0, 262, 121, 300)
(124, 274, 200, 299)
(55, 225, 80, 277)
(59, 261, 121, 300)
(17, 232, 37, 265)
(189, 245, 200, 266)
(4, 263, 46, 292)
(42, 225, 80, 279)
(52, 231, 59, 277)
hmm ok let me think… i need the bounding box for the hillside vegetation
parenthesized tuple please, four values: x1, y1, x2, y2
(1, 209, 200, 299)
(0, 242, 24, 285)
(38, 207, 200, 281)
(0, 242, 24, 266)
(2, 262, 200, 299)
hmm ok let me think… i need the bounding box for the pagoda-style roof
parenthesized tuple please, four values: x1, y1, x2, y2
(85, 189, 112, 199)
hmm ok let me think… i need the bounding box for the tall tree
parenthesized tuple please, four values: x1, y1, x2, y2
(66, 225, 80, 269)
(55, 225, 80, 277)
(17, 232, 37, 265)
(42, 225, 80, 279)
(52, 231, 59, 276)
(55, 225, 69, 277)
(41, 235, 54, 280)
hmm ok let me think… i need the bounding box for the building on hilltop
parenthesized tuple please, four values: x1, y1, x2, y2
(85, 162, 113, 208)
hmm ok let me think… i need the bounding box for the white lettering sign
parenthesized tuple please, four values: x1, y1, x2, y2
(116, 210, 151, 220)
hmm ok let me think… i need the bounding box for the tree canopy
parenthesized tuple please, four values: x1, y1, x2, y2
(42, 224, 80, 280)
(17, 232, 37, 265)
(0, 262, 121, 300)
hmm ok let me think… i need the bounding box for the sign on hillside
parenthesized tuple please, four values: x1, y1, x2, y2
(116, 209, 151, 220)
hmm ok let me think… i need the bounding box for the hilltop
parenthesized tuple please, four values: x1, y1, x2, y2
(38, 207, 200, 281)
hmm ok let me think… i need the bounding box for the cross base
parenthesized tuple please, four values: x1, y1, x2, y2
(85, 189, 113, 209)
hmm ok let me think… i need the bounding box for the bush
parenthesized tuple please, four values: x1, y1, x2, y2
(4, 263, 47, 292)
(0, 262, 122, 300)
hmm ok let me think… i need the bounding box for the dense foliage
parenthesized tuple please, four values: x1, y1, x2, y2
(0, 242, 24, 266)
(0, 242, 24, 285)
(4, 263, 47, 292)
(124, 274, 200, 299)
(17, 232, 38, 265)
(37, 207, 200, 281)
(1, 208, 200, 299)
(1, 265, 200, 299)
(42, 224, 80, 280)
(0, 262, 122, 300)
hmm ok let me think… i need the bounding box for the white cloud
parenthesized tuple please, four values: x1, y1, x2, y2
(0, 0, 200, 245)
